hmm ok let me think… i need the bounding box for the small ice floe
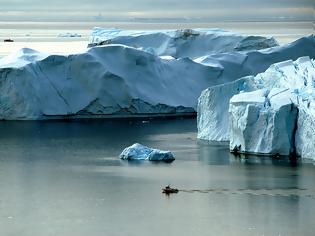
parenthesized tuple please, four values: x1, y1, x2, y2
(119, 143, 175, 162)
(57, 33, 82, 38)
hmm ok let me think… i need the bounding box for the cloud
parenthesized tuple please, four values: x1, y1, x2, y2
(0, 0, 313, 21)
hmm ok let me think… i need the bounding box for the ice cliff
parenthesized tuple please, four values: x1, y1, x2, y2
(229, 89, 298, 155)
(198, 35, 315, 141)
(88, 28, 279, 58)
(198, 56, 315, 160)
(0, 33, 314, 120)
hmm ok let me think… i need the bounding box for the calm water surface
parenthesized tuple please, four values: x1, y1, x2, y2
(0, 119, 314, 236)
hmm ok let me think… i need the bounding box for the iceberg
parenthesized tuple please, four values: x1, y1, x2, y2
(88, 28, 279, 58)
(197, 56, 315, 160)
(119, 143, 175, 162)
(58, 33, 82, 38)
(0, 35, 314, 120)
(197, 36, 315, 142)
(0, 45, 219, 120)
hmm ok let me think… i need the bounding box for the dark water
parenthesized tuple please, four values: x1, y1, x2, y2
(0, 119, 314, 236)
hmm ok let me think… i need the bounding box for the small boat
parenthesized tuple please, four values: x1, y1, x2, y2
(4, 39, 14, 42)
(162, 185, 179, 194)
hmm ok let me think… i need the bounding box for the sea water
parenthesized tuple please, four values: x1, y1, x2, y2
(0, 119, 314, 236)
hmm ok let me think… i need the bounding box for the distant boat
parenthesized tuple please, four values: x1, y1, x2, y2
(4, 39, 14, 42)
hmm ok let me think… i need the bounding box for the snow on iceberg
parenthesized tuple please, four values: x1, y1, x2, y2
(195, 35, 315, 84)
(88, 28, 279, 58)
(0, 48, 48, 68)
(119, 143, 175, 162)
(197, 56, 315, 160)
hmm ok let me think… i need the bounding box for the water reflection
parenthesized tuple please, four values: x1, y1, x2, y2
(197, 139, 301, 167)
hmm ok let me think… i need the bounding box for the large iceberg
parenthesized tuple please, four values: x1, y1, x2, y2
(0, 45, 220, 120)
(197, 37, 315, 141)
(0, 34, 314, 120)
(119, 143, 175, 162)
(198, 56, 315, 160)
(89, 28, 279, 58)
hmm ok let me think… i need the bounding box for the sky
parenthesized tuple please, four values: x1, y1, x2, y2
(0, 0, 313, 21)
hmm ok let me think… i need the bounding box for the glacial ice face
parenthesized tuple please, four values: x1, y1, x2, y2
(229, 89, 298, 155)
(197, 77, 259, 141)
(296, 106, 315, 160)
(119, 143, 175, 162)
(197, 55, 315, 160)
(89, 28, 279, 58)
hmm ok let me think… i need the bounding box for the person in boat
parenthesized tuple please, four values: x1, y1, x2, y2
(162, 185, 179, 194)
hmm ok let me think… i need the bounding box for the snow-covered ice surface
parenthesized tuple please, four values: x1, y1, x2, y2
(89, 28, 279, 58)
(0, 48, 48, 68)
(296, 106, 315, 160)
(198, 56, 315, 160)
(0, 33, 314, 120)
(119, 143, 175, 162)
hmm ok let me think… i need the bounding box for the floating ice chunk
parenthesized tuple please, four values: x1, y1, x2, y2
(58, 33, 82, 38)
(119, 143, 175, 162)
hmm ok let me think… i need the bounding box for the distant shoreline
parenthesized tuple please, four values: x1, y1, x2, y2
(0, 21, 313, 57)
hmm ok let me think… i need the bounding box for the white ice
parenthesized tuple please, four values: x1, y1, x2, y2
(119, 143, 175, 162)
(197, 55, 315, 160)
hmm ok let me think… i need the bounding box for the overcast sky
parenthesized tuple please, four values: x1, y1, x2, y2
(0, 0, 313, 21)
